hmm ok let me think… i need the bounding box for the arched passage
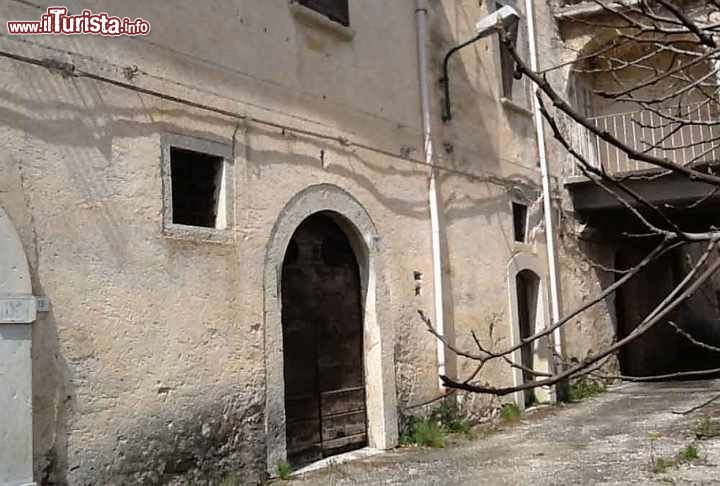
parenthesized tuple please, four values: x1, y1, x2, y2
(614, 244, 720, 377)
(263, 185, 398, 472)
(281, 213, 367, 466)
(507, 254, 553, 409)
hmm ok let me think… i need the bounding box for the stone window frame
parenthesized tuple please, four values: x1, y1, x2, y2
(509, 195, 532, 249)
(511, 200, 529, 244)
(289, 0, 356, 40)
(489, 0, 533, 115)
(161, 133, 235, 243)
(506, 253, 555, 410)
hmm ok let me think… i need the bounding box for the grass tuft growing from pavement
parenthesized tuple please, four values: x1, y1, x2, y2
(677, 443, 699, 462)
(499, 403, 522, 423)
(400, 415, 446, 448)
(650, 441, 701, 474)
(433, 402, 472, 436)
(568, 378, 606, 402)
(414, 420, 447, 448)
(276, 461, 293, 481)
(400, 402, 474, 447)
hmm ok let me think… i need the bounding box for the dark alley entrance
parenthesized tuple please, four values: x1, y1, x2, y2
(281, 213, 368, 467)
(615, 244, 720, 378)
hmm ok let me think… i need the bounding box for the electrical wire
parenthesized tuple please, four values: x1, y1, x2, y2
(0, 41, 546, 188)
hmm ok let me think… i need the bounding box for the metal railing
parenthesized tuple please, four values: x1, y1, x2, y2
(561, 103, 720, 178)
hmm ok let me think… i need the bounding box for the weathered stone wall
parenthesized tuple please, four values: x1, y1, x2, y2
(423, 0, 547, 414)
(532, 0, 620, 366)
(536, 0, 720, 373)
(0, 0, 547, 483)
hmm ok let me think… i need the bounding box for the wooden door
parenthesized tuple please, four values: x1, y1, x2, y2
(282, 214, 367, 467)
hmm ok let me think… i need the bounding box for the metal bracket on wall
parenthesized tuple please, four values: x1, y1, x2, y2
(35, 296, 49, 312)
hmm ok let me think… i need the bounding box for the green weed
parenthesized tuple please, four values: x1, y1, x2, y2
(432, 402, 472, 436)
(650, 440, 701, 474)
(499, 403, 522, 423)
(678, 443, 699, 462)
(568, 378, 606, 402)
(276, 461, 292, 481)
(400, 401, 473, 447)
(693, 416, 715, 438)
(652, 457, 675, 474)
(220, 475, 241, 486)
(413, 419, 446, 448)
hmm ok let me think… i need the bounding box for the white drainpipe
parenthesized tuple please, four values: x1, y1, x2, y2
(524, 0, 563, 358)
(415, 0, 447, 386)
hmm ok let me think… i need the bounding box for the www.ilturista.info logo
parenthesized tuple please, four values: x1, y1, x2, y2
(7, 6, 150, 36)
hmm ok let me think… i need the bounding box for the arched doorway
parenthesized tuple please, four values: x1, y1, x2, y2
(263, 184, 398, 473)
(516, 270, 540, 407)
(507, 254, 553, 409)
(281, 213, 367, 466)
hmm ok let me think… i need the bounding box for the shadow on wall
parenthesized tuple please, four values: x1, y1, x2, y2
(429, 1, 501, 171)
(0, 7, 547, 481)
(0, 71, 433, 223)
(31, 302, 73, 485)
(67, 386, 265, 485)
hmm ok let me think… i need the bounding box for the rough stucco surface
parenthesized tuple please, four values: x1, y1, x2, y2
(0, 0, 565, 483)
(555, 227, 617, 366)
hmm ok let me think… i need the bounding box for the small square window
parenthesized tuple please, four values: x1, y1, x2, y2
(170, 147, 223, 228)
(297, 0, 349, 26)
(162, 134, 233, 241)
(512, 202, 528, 243)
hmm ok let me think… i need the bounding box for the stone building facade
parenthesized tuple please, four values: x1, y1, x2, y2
(537, 0, 720, 377)
(0, 0, 675, 484)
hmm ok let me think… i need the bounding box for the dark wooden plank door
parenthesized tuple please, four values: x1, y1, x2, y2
(282, 214, 367, 467)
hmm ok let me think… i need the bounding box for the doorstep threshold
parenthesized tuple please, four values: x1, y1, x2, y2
(292, 447, 384, 477)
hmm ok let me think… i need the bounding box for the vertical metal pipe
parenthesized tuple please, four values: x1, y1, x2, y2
(524, 0, 563, 371)
(416, 0, 447, 386)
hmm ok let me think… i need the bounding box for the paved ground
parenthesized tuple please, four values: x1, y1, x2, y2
(287, 381, 720, 485)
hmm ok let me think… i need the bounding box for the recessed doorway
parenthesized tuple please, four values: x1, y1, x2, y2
(281, 213, 367, 467)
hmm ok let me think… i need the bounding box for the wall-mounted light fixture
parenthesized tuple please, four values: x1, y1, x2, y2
(440, 5, 520, 121)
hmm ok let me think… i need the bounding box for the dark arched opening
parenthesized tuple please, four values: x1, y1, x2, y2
(516, 269, 540, 407)
(614, 245, 720, 378)
(281, 213, 367, 467)
(614, 246, 681, 376)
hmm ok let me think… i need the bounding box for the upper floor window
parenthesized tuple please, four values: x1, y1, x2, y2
(493, 0, 530, 107)
(297, 0, 349, 27)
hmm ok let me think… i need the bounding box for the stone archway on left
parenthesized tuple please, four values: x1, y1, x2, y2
(0, 207, 37, 486)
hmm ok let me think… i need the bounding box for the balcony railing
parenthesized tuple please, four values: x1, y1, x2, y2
(561, 103, 720, 178)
